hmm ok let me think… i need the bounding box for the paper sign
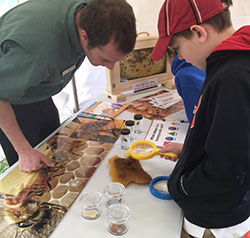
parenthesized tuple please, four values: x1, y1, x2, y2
(132, 78, 158, 93)
(145, 119, 189, 147)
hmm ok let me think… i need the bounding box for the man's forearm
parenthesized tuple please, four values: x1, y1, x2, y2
(0, 100, 32, 154)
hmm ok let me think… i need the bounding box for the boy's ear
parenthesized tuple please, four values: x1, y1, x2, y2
(190, 25, 207, 44)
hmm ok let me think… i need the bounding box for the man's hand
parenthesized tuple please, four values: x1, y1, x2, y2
(0, 100, 54, 172)
(159, 143, 183, 162)
(18, 148, 54, 172)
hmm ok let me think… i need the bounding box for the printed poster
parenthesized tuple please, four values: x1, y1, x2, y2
(80, 101, 127, 119)
(0, 116, 126, 238)
(125, 90, 184, 120)
(145, 119, 189, 147)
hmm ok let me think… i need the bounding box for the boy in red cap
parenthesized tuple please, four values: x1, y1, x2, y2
(153, 0, 250, 237)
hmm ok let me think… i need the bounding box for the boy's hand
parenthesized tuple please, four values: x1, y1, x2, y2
(159, 143, 183, 161)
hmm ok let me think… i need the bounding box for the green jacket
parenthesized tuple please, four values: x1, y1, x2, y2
(0, 0, 88, 104)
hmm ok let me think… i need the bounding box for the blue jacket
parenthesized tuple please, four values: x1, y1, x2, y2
(171, 57, 205, 122)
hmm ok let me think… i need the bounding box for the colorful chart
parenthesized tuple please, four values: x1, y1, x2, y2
(145, 120, 189, 147)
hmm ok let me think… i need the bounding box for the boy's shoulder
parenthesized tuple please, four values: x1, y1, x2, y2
(212, 26, 250, 53)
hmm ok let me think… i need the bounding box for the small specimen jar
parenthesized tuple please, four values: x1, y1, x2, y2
(81, 191, 102, 220)
(134, 114, 143, 134)
(104, 182, 126, 207)
(120, 128, 130, 150)
(125, 120, 135, 141)
(107, 204, 130, 236)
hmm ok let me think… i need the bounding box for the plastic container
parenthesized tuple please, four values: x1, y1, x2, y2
(80, 191, 102, 220)
(120, 128, 130, 150)
(134, 114, 143, 134)
(125, 120, 135, 141)
(104, 182, 126, 207)
(107, 204, 129, 236)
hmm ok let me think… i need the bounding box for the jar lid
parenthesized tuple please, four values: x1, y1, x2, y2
(120, 128, 130, 135)
(134, 114, 143, 120)
(125, 120, 134, 126)
(81, 191, 102, 208)
(104, 182, 126, 199)
(107, 204, 129, 223)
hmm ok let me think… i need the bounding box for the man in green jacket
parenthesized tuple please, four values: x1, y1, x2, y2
(0, 0, 136, 172)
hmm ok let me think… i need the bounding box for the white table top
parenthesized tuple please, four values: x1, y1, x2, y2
(51, 88, 186, 238)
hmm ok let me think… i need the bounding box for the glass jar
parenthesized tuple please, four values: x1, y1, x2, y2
(104, 182, 126, 207)
(134, 114, 143, 134)
(125, 120, 135, 141)
(80, 191, 102, 220)
(107, 204, 130, 236)
(120, 128, 130, 150)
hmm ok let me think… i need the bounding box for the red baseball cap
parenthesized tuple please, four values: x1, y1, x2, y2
(151, 0, 230, 61)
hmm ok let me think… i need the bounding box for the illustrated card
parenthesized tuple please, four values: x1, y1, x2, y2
(125, 90, 184, 120)
(145, 119, 189, 147)
(81, 101, 127, 118)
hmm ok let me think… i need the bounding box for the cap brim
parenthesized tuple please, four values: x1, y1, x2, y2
(151, 36, 171, 61)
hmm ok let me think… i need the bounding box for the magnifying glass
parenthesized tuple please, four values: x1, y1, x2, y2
(149, 176, 172, 200)
(127, 140, 178, 160)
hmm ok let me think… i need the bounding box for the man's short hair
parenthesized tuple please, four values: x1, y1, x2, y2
(79, 0, 137, 54)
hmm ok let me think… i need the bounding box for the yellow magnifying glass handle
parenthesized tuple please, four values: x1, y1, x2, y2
(158, 152, 178, 158)
(154, 147, 178, 158)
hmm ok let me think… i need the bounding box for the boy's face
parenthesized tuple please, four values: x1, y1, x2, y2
(170, 27, 210, 70)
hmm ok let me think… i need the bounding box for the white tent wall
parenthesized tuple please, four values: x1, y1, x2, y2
(128, 0, 250, 33)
